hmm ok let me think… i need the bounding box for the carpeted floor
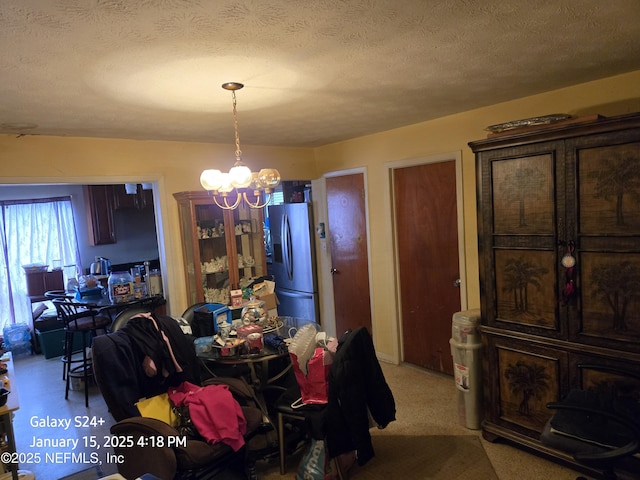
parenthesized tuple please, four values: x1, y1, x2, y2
(346, 435, 497, 480)
(13, 353, 586, 480)
(255, 434, 497, 480)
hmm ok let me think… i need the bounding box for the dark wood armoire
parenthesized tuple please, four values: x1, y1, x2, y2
(469, 113, 640, 477)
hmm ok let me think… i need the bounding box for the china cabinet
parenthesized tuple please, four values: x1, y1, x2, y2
(470, 113, 640, 477)
(173, 191, 267, 306)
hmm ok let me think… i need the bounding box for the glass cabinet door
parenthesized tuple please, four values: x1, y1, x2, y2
(176, 199, 199, 305)
(195, 203, 231, 305)
(233, 203, 266, 291)
(174, 191, 267, 306)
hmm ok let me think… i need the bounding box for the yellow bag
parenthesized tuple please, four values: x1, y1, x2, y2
(135, 393, 178, 426)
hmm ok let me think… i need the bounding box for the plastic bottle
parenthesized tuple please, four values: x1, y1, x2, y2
(108, 271, 134, 303)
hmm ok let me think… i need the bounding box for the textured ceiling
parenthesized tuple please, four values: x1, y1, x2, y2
(1, 0, 640, 147)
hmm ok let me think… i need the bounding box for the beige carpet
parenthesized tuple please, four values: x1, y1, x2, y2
(258, 434, 498, 480)
(347, 435, 498, 480)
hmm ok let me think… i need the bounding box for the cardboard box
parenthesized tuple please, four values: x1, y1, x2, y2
(230, 289, 243, 308)
(258, 292, 278, 311)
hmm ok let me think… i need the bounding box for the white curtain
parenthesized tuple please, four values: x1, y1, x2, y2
(0, 197, 81, 332)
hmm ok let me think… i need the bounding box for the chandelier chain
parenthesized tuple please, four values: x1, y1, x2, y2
(232, 90, 242, 160)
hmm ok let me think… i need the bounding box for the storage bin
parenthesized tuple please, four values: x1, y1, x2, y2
(36, 328, 85, 359)
(192, 303, 232, 337)
(32, 314, 62, 354)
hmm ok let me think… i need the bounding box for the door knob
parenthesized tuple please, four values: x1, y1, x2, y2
(330, 268, 338, 275)
(453, 278, 461, 287)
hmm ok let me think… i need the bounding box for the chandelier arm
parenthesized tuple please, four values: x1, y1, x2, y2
(242, 191, 271, 209)
(212, 193, 241, 210)
(224, 193, 242, 210)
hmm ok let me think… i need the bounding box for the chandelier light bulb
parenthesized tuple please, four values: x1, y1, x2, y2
(217, 173, 235, 193)
(258, 168, 282, 190)
(229, 163, 253, 188)
(200, 169, 223, 191)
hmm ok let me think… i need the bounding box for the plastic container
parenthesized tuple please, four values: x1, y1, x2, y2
(108, 271, 134, 303)
(247, 332, 264, 354)
(451, 309, 481, 344)
(194, 336, 214, 355)
(450, 309, 482, 429)
(3, 323, 31, 355)
(147, 270, 163, 295)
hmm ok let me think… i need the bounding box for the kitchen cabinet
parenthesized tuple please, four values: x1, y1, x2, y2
(173, 191, 267, 306)
(470, 113, 640, 476)
(84, 185, 116, 245)
(113, 184, 154, 210)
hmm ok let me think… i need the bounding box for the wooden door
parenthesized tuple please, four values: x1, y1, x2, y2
(394, 161, 461, 374)
(326, 173, 372, 336)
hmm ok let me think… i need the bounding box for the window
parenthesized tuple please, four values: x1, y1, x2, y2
(0, 197, 81, 331)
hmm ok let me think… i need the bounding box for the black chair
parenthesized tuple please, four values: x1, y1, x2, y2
(92, 313, 264, 480)
(44, 290, 72, 300)
(273, 383, 326, 475)
(52, 298, 111, 407)
(541, 365, 640, 480)
(181, 301, 207, 325)
(110, 307, 154, 332)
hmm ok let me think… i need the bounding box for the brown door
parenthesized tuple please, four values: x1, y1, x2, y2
(394, 160, 461, 374)
(326, 173, 372, 336)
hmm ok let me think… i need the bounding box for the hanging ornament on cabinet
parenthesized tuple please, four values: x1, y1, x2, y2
(561, 241, 577, 304)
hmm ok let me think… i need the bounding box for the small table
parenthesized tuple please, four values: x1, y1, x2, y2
(0, 352, 20, 480)
(197, 345, 291, 394)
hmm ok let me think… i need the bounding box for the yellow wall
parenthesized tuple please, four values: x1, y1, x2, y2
(313, 70, 640, 359)
(0, 136, 317, 317)
(1, 70, 639, 361)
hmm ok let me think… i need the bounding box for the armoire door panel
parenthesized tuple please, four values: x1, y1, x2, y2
(491, 153, 556, 235)
(577, 140, 640, 236)
(571, 359, 640, 395)
(578, 251, 640, 350)
(493, 249, 558, 332)
(485, 336, 567, 437)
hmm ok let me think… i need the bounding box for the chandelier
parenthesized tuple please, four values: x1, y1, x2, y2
(200, 82, 281, 209)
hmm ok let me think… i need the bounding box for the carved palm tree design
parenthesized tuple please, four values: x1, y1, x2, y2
(502, 257, 549, 312)
(589, 153, 640, 226)
(504, 360, 551, 416)
(499, 165, 546, 227)
(591, 261, 640, 332)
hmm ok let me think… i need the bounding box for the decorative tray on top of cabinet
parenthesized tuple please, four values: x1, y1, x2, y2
(470, 112, 640, 479)
(173, 191, 267, 306)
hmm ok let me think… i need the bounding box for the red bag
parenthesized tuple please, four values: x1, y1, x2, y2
(290, 347, 332, 405)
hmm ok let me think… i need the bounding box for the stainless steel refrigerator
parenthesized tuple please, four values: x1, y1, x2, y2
(267, 203, 319, 323)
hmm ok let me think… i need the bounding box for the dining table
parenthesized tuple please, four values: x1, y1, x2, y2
(196, 341, 291, 395)
(75, 293, 166, 321)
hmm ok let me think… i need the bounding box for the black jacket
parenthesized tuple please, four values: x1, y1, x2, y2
(325, 327, 396, 464)
(92, 314, 199, 422)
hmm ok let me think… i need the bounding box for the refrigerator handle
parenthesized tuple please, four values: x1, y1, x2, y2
(282, 212, 294, 281)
